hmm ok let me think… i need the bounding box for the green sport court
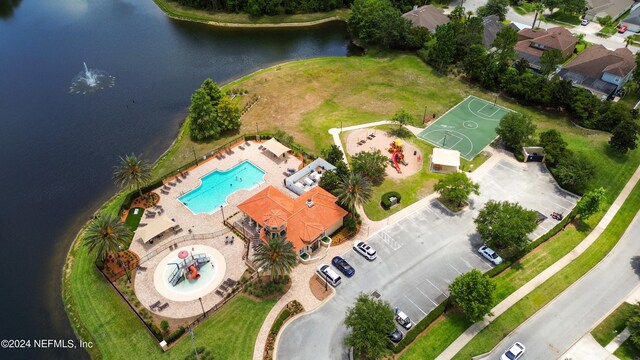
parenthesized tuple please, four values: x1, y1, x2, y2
(417, 95, 511, 160)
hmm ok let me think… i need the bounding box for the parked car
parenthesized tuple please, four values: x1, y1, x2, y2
(619, 25, 628, 33)
(395, 310, 412, 330)
(478, 245, 503, 265)
(580, 18, 590, 26)
(331, 256, 355, 277)
(500, 342, 526, 360)
(388, 327, 403, 343)
(353, 241, 377, 260)
(316, 264, 342, 287)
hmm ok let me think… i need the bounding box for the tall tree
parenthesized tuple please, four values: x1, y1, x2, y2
(476, 0, 509, 21)
(83, 214, 132, 262)
(462, 45, 490, 82)
(201, 78, 223, 107)
(553, 153, 595, 194)
(491, 27, 518, 63)
(495, 112, 537, 150)
(609, 119, 640, 155)
(321, 145, 345, 165)
(252, 236, 298, 282)
(428, 22, 458, 73)
(456, 17, 484, 57)
(540, 49, 564, 75)
(112, 153, 153, 199)
(343, 293, 395, 359)
(189, 87, 218, 141)
(544, 0, 561, 15)
(575, 187, 606, 221)
(474, 200, 538, 257)
(538, 129, 568, 166)
(391, 109, 413, 128)
(531, 2, 545, 28)
(560, 0, 587, 15)
(350, 149, 389, 184)
(336, 173, 373, 214)
(434, 172, 480, 208)
(449, 269, 496, 322)
(215, 96, 241, 132)
(348, 0, 409, 48)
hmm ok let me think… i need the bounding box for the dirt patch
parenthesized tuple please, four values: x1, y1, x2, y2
(345, 128, 423, 179)
(310, 274, 333, 301)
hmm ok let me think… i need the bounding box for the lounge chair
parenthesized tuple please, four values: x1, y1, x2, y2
(215, 290, 225, 297)
(150, 301, 161, 310)
(160, 189, 169, 195)
(138, 266, 147, 271)
(163, 185, 170, 190)
(176, 177, 182, 183)
(181, 172, 187, 179)
(168, 181, 176, 187)
(145, 212, 155, 219)
(225, 278, 237, 287)
(219, 284, 228, 292)
(158, 303, 169, 311)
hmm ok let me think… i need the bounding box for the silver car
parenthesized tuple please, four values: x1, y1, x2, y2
(478, 245, 503, 265)
(353, 241, 377, 260)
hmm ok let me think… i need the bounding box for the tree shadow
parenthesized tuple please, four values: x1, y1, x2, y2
(386, 127, 412, 139)
(631, 256, 640, 278)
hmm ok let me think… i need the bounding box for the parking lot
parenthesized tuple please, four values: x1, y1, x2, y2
(276, 158, 579, 360)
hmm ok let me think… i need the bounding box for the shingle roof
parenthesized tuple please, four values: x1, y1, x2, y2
(514, 27, 578, 67)
(557, 68, 618, 97)
(586, 0, 634, 19)
(623, 5, 640, 26)
(483, 15, 503, 49)
(402, 5, 450, 31)
(238, 186, 347, 252)
(562, 45, 635, 79)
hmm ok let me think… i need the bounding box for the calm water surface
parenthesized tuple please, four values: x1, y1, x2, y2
(0, 0, 349, 358)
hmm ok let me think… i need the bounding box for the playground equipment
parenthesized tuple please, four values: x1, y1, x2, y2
(168, 252, 210, 286)
(388, 140, 408, 173)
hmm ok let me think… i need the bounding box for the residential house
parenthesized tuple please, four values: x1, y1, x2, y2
(237, 186, 348, 258)
(621, 4, 640, 33)
(514, 26, 578, 71)
(402, 5, 450, 31)
(585, 0, 634, 21)
(482, 15, 504, 49)
(558, 45, 636, 98)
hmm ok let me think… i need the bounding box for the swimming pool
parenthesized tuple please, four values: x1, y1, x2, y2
(179, 161, 265, 214)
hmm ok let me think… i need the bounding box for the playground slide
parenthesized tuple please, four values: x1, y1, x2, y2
(187, 265, 200, 280)
(392, 153, 402, 173)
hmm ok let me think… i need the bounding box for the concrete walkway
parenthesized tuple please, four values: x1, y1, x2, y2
(436, 165, 640, 360)
(328, 121, 392, 164)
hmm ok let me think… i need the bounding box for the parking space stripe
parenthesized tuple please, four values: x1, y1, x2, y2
(404, 295, 427, 316)
(426, 278, 447, 296)
(473, 253, 493, 270)
(449, 263, 463, 275)
(416, 288, 438, 306)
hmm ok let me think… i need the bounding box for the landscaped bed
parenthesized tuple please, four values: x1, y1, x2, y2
(592, 302, 638, 346)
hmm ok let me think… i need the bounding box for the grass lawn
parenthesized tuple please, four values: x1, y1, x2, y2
(152, 0, 350, 25)
(168, 296, 277, 360)
(614, 339, 640, 359)
(543, 12, 580, 26)
(592, 302, 638, 346)
(125, 207, 144, 231)
(399, 312, 472, 360)
(452, 182, 640, 359)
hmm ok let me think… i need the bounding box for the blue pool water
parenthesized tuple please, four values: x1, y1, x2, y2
(179, 161, 265, 214)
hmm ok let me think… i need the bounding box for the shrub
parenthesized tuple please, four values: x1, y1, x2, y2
(270, 309, 292, 335)
(344, 217, 357, 232)
(160, 320, 169, 333)
(146, 321, 163, 342)
(165, 326, 185, 344)
(380, 191, 402, 209)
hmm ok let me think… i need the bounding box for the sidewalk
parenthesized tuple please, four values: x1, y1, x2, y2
(436, 165, 640, 360)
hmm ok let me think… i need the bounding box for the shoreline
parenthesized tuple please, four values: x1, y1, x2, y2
(152, 0, 349, 29)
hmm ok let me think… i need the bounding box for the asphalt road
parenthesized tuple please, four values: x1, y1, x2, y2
(276, 159, 578, 360)
(485, 211, 640, 360)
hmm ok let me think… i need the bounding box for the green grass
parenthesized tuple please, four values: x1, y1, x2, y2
(152, 0, 350, 25)
(399, 313, 472, 360)
(124, 207, 144, 231)
(592, 302, 638, 346)
(168, 296, 276, 359)
(452, 182, 640, 359)
(543, 12, 580, 26)
(513, 7, 527, 16)
(614, 339, 640, 359)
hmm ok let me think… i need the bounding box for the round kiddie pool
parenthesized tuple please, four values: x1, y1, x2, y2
(153, 245, 226, 302)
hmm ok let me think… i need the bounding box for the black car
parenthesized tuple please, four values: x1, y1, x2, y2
(388, 328, 403, 343)
(331, 256, 355, 277)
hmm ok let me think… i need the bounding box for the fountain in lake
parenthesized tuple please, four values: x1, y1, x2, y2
(69, 62, 115, 94)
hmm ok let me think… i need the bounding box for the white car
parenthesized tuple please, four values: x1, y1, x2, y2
(395, 310, 412, 330)
(580, 18, 590, 26)
(500, 342, 525, 360)
(353, 241, 377, 260)
(478, 245, 503, 265)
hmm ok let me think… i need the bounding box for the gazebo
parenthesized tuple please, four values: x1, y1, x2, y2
(261, 138, 291, 158)
(430, 148, 460, 174)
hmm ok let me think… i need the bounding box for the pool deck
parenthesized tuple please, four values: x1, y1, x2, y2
(130, 140, 302, 319)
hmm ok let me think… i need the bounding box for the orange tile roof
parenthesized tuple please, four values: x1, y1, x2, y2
(238, 185, 348, 252)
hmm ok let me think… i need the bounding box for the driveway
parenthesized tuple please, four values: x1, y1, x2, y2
(276, 157, 578, 360)
(483, 211, 640, 360)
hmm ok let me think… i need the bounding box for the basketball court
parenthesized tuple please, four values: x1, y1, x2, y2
(417, 95, 511, 160)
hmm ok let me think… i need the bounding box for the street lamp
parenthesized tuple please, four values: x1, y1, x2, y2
(220, 205, 225, 223)
(423, 105, 427, 123)
(198, 297, 206, 318)
(340, 120, 343, 133)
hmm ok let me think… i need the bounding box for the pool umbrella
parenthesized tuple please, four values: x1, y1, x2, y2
(178, 250, 189, 259)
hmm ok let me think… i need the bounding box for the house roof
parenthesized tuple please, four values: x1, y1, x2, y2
(622, 5, 640, 26)
(586, 0, 634, 19)
(518, 27, 577, 52)
(432, 148, 460, 167)
(557, 68, 617, 97)
(262, 138, 291, 158)
(238, 186, 347, 251)
(402, 5, 450, 31)
(483, 15, 503, 49)
(563, 45, 635, 79)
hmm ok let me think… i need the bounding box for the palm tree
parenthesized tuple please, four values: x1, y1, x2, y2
(83, 214, 132, 262)
(625, 37, 633, 48)
(252, 236, 298, 282)
(336, 173, 373, 214)
(532, 2, 545, 29)
(113, 153, 153, 199)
